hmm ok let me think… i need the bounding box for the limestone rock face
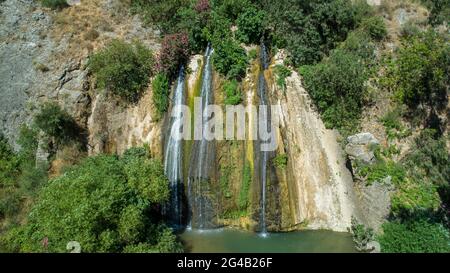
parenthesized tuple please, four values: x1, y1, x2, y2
(271, 60, 361, 232)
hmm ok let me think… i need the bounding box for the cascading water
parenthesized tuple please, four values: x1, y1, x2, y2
(164, 66, 186, 227)
(258, 42, 271, 236)
(188, 45, 216, 229)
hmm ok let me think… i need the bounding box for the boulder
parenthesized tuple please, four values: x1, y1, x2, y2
(345, 133, 380, 165)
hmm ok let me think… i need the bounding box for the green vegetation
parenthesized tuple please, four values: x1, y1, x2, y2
(34, 103, 81, 146)
(383, 30, 449, 111)
(212, 37, 248, 80)
(238, 162, 252, 211)
(1, 150, 181, 253)
(378, 219, 450, 253)
(152, 73, 170, 118)
(236, 6, 267, 44)
(360, 16, 387, 41)
(273, 65, 291, 91)
(273, 154, 288, 169)
(261, 0, 370, 66)
(0, 135, 20, 188)
(41, 0, 68, 9)
(301, 49, 368, 133)
(223, 80, 242, 105)
(420, 0, 450, 26)
(349, 217, 374, 252)
(88, 40, 154, 102)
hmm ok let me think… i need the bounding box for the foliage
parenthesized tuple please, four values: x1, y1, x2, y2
(156, 33, 190, 78)
(214, 0, 253, 22)
(262, 0, 367, 66)
(360, 16, 387, 41)
(223, 80, 242, 105)
(301, 49, 368, 133)
(123, 157, 170, 204)
(380, 108, 411, 141)
(0, 134, 20, 188)
(88, 40, 154, 102)
(358, 160, 406, 186)
(274, 65, 291, 91)
(273, 154, 288, 169)
(383, 30, 449, 110)
(349, 217, 374, 251)
(41, 0, 68, 9)
(131, 0, 191, 33)
(420, 0, 450, 26)
(152, 73, 170, 118)
(212, 38, 248, 80)
(236, 6, 267, 44)
(378, 219, 450, 253)
(0, 152, 180, 253)
(238, 162, 252, 210)
(34, 103, 80, 146)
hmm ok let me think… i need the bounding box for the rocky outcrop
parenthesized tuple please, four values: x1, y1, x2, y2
(345, 132, 380, 165)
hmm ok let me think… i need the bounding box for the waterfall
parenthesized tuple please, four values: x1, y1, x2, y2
(258, 42, 270, 235)
(164, 66, 185, 227)
(188, 45, 216, 229)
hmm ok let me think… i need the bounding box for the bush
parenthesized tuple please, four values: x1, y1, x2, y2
(236, 6, 266, 44)
(215, 0, 253, 22)
(156, 33, 190, 78)
(274, 65, 292, 91)
(262, 0, 364, 66)
(383, 30, 449, 110)
(0, 134, 20, 187)
(152, 73, 170, 118)
(34, 103, 80, 146)
(223, 80, 242, 105)
(88, 40, 154, 102)
(41, 0, 68, 9)
(378, 219, 450, 253)
(1, 152, 179, 253)
(360, 16, 387, 41)
(212, 38, 248, 80)
(301, 49, 368, 133)
(349, 217, 374, 251)
(273, 154, 288, 169)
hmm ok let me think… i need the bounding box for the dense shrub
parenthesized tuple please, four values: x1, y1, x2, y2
(383, 30, 449, 110)
(420, 0, 450, 26)
(156, 33, 190, 78)
(214, 0, 253, 22)
(152, 73, 170, 118)
(0, 152, 181, 253)
(301, 49, 368, 133)
(0, 134, 20, 188)
(88, 40, 154, 102)
(262, 0, 366, 66)
(131, 0, 191, 33)
(236, 6, 267, 44)
(34, 103, 80, 146)
(41, 0, 68, 9)
(212, 38, 248, 80)
(360, 16, 387, 41)
(274, 65, 292, 91)
(378, 219, 450, 253)
(223, 80, 242, 105)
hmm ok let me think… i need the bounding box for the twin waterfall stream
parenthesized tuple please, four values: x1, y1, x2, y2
(163, 45, 271, 233)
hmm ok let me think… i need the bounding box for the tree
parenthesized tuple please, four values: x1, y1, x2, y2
(236, 6, 267, 44)
(88, 40, 154, 102)
(34, 102, 80, 145)
(384, 30, 449, 110)
(1, 152, 181, 253)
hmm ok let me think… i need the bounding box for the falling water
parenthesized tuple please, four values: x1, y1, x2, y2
(258, 42, 270, 236)
(164, 66, 185, 227)
(188, 45, 216, 229)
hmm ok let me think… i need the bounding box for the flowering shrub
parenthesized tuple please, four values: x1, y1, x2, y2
(156, 32, 190, 78)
